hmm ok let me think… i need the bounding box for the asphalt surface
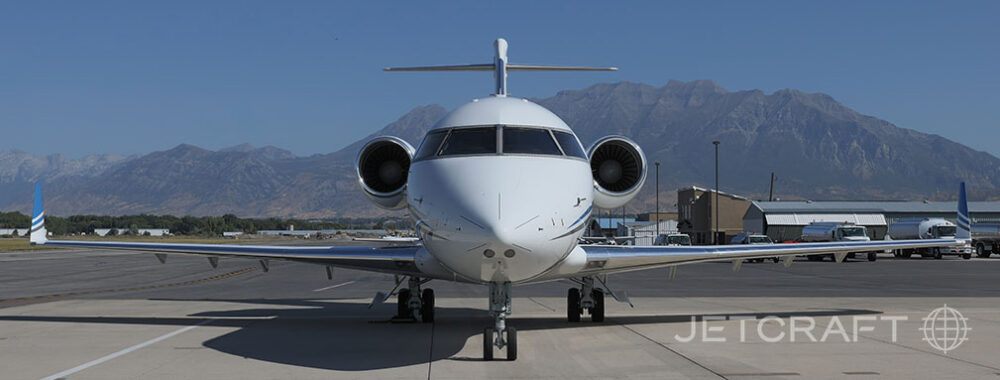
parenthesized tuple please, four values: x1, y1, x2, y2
(1, 247, 999, 379)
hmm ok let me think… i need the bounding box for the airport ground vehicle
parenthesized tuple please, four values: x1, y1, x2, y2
(888, 218, 972, 259)
(653, 233, 692, 246)
(800, 222, 876, 261)
(972, 223, 1000, 258)
(731, 233, 780, 263)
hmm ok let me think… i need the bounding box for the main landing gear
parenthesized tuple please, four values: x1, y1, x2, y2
(483, 282, 516, 361)
(396, 277, 435, 323)
(567, 277, 605, 323)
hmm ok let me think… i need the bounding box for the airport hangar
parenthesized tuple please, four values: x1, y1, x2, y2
(674, 186, 1000, 244)
(744, 200, 1000, 242)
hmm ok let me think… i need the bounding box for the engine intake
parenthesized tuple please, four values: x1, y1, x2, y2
(588, 136, 646, 209)
(356, 136, 415, 210)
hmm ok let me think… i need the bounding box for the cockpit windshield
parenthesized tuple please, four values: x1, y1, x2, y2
(552, 131, 587, 159)
(412, 125, 587, 161)
(437, 127, 497, 156)
(414, 130, 448, 160)
(840, 227, 867, 237)
(502, 127, 562, 155)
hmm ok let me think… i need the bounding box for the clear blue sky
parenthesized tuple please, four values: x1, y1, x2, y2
(2, 1, 997, 158)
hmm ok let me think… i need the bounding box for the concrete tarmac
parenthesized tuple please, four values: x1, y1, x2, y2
(1, 248, 999, 379)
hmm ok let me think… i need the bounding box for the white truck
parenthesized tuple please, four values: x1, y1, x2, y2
(972, 223, 1000, 258)
(653, 233, 692, 246)
(730, 232, 779, 263)
(887, 218, 971, 259)
(799, 222, 876, 261)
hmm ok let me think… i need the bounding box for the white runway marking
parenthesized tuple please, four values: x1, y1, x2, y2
(40, 318, 216, 380)
(312, 281, 356, 292)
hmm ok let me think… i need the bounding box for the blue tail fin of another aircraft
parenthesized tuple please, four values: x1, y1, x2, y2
(30, 183, 47, 245)
(956, 182, 970, 240)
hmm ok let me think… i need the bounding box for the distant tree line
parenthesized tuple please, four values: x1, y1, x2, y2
(0, 211, 410, 236)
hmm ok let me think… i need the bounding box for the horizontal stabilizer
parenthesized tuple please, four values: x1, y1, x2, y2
(384, 64, 493, 71)
(384, 38, 617, 96)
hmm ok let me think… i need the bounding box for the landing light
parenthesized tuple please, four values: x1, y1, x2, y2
(504, 249, 516, 258)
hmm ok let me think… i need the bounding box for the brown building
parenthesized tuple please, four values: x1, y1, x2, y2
(677, 186, 752, 245)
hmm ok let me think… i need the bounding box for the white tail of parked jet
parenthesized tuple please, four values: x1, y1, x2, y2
(957, 181, 971, 240)
(29, 183, 47, 245)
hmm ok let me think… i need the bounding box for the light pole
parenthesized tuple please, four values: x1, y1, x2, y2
(713, 140, 720, 245)
(655, 161, 660, 239)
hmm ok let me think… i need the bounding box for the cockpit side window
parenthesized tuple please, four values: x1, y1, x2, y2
(552, 131, 587, 159)
(502, 127, 562, 155)
(414, 130, 448, 161)
(438, 127, 497, 156)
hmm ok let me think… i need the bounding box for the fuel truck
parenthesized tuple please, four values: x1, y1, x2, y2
(887, 218, 972, 259)
(799, 222, 876, 261)
(972, 223, 1000, 258)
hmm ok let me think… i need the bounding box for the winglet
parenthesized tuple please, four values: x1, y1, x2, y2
(30, 183, 48, 245)
(956, 182, 970, 240)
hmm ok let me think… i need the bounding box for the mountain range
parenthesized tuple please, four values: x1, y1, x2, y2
(2, 80, 998, 218)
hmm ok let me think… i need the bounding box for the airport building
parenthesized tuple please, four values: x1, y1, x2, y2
(93, 228, 170, 236)
(677, 186, 752, 245)
(0, 228, 28, 236)
(743, 201, 1000, 242)
(617, 220, 679, 245)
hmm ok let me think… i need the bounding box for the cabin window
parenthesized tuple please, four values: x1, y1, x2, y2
(502, 127, 562, 155)
(552, 131, 587, 159)
(438, 127, 498, 156)
(414, 130, 448, 160)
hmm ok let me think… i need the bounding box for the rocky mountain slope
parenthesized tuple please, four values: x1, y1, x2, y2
(2, 81, 996, 217)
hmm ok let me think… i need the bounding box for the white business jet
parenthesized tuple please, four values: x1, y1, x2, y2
(29, 38, 971, 361)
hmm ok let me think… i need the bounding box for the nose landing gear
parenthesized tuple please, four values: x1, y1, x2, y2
(483, 282, 516, 360)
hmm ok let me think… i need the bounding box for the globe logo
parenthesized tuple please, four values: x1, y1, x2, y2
(920, 305, 971, 354)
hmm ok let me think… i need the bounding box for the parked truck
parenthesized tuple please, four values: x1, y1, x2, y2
(887, 218, 971, 259)
(799, 222, 876, 261)
(653, 233, 692, 246)
(972, 223, 1000, 258)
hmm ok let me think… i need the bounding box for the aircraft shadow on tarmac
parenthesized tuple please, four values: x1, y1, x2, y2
(0, 298, 881, 371)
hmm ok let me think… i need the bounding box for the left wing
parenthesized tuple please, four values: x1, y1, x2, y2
(576, 238, 962, 275)
(573, 182, 972, 277)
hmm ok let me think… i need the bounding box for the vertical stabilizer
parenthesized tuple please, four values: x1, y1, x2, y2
(30, 183, 47, 245)
(494, 38, 509, 96)
(956, 182, 970, 240)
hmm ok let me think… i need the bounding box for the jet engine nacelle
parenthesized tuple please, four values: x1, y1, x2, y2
(588, 136, 647, 209)
(356, 136, 415, 210)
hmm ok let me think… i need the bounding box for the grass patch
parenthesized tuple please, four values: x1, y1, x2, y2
(0, 239, 58, 252)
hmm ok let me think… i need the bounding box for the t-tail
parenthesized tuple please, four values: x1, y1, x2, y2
(957, 182, 970, 240)
(30, 183, 47, 245)
(383, 38, 617, 97)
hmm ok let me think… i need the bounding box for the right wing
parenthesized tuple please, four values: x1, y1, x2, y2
(35, 239, 425, 277)
(27, 184, 429, 278)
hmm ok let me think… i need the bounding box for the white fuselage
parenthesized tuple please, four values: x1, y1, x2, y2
(408, 154, 592, 283)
